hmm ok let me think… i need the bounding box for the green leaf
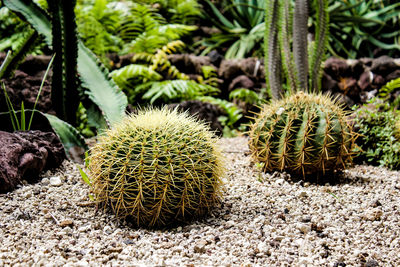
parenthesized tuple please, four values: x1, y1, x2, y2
(77, 43, 127, 125)
(3, 0, 52, 46)
(78, 166, 91, 186)
(44, 113, 88, 160)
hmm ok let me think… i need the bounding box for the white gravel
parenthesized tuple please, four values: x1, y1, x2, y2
(1, 137, 400, 266)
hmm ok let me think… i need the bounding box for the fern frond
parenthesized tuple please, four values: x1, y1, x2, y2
(136, 79, 220, 104)
(196, 96, 243, 127)
(169, 0, 201, 24)
(123, 33, 168, 54)
(111, 64, 162, 91)
(132, 52, 154, 63)
(118, 3, 164, 43)
(156, 24, 197, 39)
(380, 78, 400, 98)
(150, 41, 188, 79)
(0, 29, 39, 79)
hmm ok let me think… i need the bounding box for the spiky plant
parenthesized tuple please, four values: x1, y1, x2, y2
(248, 0, 355, 178)
(249, 92, 356, 177)
(264, 0, 329, 98)
(88, 108, 224, 228)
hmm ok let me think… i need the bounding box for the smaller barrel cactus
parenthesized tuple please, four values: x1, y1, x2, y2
(249, 92, 356, 177)
(88, 108, 224, 228)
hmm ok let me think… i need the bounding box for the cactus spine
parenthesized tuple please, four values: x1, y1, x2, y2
(249, 92, 356, 177)
(88, 108, 224, 228)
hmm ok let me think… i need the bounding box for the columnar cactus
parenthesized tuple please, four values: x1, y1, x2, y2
(249, 92, 356, 177)
(88, 108, 224, 228)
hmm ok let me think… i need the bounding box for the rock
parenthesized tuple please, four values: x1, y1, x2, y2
(371, 56, 399, 75)
(362, 208, 383, 221)
(324, 58, 351, 79)
(193, 240, 208, 253)
(373, 75, 385, 86)
(41, 178, 50, 185)
(298, 191, 308, 198)
(59, 220, 74, 227)
(50, 176, 62, 187)
(386, 69, 400, 82)
(358, 71, 373, 91)
(322, 73, 338, 92)
(0, 130, 65, 193)
(167, 54, 215, 74)
(168, 100, 224, 135)
(219, 59, 244, 81)
(297, 223, 311, 234)
(228, 75, 255, 91)
(333, 92, 355, 107)
(207, 50, 224, 67)
(365, 259, 379, 267)
(0, 69, 53, 115)
(104, 225, 113, 234)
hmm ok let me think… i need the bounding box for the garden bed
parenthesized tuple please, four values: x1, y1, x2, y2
(1, 137, 399, 266)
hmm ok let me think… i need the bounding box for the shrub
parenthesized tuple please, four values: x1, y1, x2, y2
(354, 106, 400, 170)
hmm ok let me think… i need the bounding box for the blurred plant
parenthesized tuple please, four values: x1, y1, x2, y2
(112, 41, 219, 105)
(0, 4, 45, 53)
(354, 106, 400, 170)
(229, 88, 265, 106)
(75, 0, 123, 63)
(198, 0, 265, 59)
(135, 0, 202, 24)
(118, 2, 196, 54)
(377, 77, 400, 111)
(319, 0, 400, 58)
(197, 96, 243, 136)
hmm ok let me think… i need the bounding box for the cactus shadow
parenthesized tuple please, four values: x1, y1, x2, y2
(285, 170, 365, 186)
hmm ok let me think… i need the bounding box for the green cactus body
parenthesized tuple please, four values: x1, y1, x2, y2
(249, 92, 356, 177)
(88, 108, 224, 228)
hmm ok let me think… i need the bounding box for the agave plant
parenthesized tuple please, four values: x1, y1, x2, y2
(321, 0, 400, 58)
(198, 0, 265, 59)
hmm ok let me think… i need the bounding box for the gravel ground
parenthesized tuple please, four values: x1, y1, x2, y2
(1, 137, 400, 266)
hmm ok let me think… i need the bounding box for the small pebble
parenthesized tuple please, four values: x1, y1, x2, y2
(49, 176, 62, 186)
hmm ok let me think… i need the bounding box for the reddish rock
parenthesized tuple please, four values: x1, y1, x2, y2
(371, 56, 399, 75)
(0, 130, 65, 193)
(386, 69, 400, 82)
(324, 58, 351, 79)
(218, 59, 244, 81)
(228, 75, 255, 91)
(358, 71, 373, 91)
(168, 54, 215, 75)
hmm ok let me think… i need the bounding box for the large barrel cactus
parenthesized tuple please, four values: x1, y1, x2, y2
(249, 92, 356, 177)
(88, 108, 224, 228)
